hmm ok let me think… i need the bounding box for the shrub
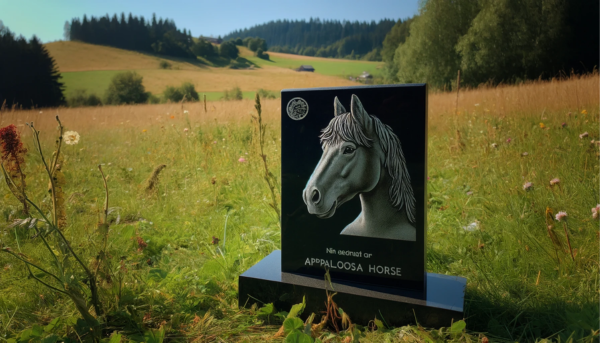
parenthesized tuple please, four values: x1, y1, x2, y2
(234, 38, 243, 46)
(159, 60, 172, 69)
(219, 41, 239, 59)
(228, 57, 252, 69)
(163, 82, 199, 103)
(223, 86, 243, 100)
(257, 88, 277, 99)
(247, 37, 267, 52)
(104, 71, 149, 105)
(191, 39, 216, 58)
(147, 94, 161, 104)
(255, 48, 269, 60)
(68, 89, 103, 107)
(163, 86, 183, 103)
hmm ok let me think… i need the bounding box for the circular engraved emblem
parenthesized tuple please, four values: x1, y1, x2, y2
(286, 97, 309, 120)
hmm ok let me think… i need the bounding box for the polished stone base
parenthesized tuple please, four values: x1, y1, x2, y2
(239, 250, 466, 328)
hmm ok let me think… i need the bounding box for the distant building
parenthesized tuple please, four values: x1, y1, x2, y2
(357, 71, 373, 84)
(358, 71, 373, 80)
(200, 36, 222, 44)
(297, 65, 315, 72)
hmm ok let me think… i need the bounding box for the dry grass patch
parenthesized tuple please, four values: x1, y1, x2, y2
(45, 41, 203, 72)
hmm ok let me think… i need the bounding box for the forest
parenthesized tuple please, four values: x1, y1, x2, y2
(68, 13, 195, 59)
(224, 18, 397, 60)
(381, 0, 599, 88)
(0, 25, 64, 109)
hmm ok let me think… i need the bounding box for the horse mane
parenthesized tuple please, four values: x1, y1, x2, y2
(320, 112, 416, 223)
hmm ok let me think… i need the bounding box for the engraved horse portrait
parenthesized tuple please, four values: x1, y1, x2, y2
(302, 94, 417, 241)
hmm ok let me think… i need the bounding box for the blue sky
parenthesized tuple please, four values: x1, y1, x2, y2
(0, 0, 419, 43)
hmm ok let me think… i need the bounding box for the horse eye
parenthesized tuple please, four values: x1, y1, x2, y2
(343, 146, 356, 154)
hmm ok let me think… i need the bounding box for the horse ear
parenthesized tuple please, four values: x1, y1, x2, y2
(350, 94, 369, 126)
(334, 96, 346, 116)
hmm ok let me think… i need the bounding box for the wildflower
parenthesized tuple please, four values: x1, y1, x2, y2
(63, 131, 80, 145)
(581, 109, 588, 115)
(561, 122, 567, 128)
(506, 138, 512, 143)
(142, 129, 147, 133)
(490, 143, 498, 148)
(521, 152, 529, 157)
(549, 178, 560, 186)
(0, 125, 28, 214)
(592, 205, 600, 219)
(474, 103, 480, 107)
(579, 132, 589, 139)
(466, 191, 473, 196)
(170, 115, 175, 119)
(184, 128, 189, 133)
(555, 211, 567, 222)
(238, 157, 247, 163)
(212, 236, 220, 245)
(39, 111, 43, 114)
(539, 123, 545, 129)
(184, 110, 189, 114)
(523, 182, 533, 191)
(212, 141, 217, 144)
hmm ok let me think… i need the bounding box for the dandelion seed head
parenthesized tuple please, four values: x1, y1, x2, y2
(63, 131, 80, 145)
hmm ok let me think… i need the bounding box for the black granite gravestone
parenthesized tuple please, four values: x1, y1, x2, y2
(239, 84, 466, 328)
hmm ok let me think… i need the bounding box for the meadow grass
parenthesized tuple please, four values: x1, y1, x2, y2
(0, 74, 598, 342)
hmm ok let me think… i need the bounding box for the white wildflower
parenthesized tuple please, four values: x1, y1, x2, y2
(63, 131, 80, 145)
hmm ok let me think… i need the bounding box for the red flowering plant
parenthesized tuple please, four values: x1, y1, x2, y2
(0, 124, 29, 214)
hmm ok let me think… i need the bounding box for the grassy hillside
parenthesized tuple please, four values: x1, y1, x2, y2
(239, 47, 383, 77)
(46, 42, 375, 99)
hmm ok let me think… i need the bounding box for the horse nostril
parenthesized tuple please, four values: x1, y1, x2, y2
(311, 189, 320, 204)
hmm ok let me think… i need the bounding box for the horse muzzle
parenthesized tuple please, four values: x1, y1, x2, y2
(303, 186, 337, 218)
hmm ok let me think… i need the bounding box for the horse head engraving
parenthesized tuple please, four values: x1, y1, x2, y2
(302, 94, 417, 241)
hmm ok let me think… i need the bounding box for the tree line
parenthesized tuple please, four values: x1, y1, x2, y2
(0, 24, 65, 109)
(382, 0, 599, 88)
(68, 13, 195, 58)
(224, 18, 395, 60)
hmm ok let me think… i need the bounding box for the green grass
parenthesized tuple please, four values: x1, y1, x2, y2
(61, 70, 123, 98)
(247, 55, 383, 77)
(0, 100, 598, 341)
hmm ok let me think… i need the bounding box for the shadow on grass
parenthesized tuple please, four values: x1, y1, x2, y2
(465, 287, 598, 341)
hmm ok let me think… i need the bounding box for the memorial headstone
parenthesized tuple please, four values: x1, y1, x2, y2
(239, 85, 466, 328)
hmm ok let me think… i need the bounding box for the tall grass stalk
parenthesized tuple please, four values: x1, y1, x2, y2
(253, 94, 281, 222)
